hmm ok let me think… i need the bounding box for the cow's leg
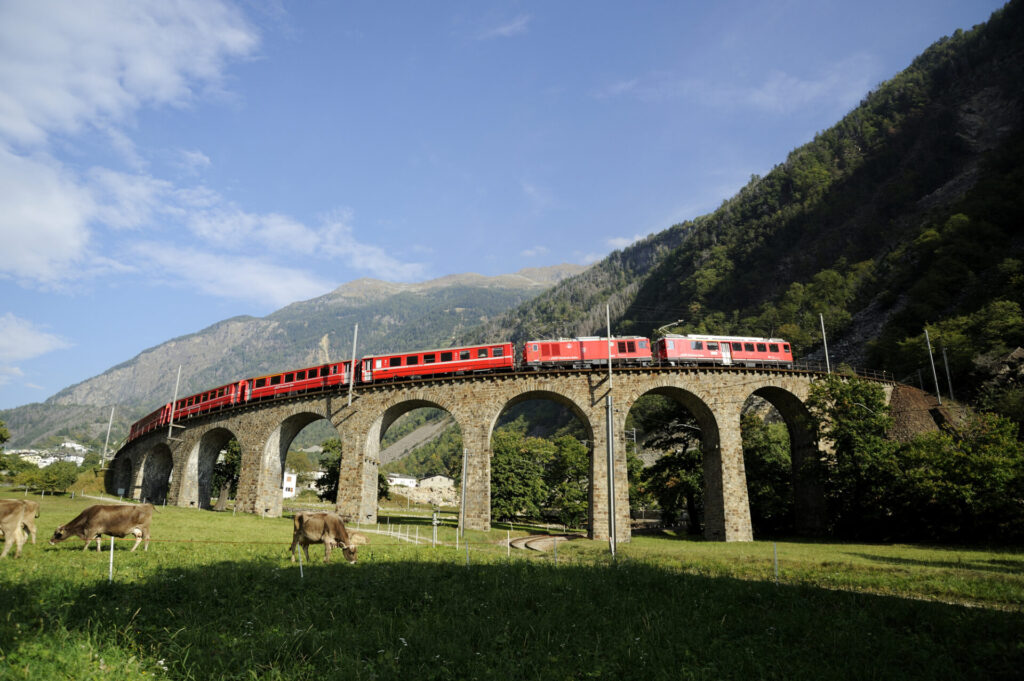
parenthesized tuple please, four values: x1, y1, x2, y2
(0, 529, 20, 558)
(289, 533, 299, 562)
(324, 538, 334, 563)
(143, 528, 150, 552)
(302, 542, 311, 564)
(129, 528, 143, 552)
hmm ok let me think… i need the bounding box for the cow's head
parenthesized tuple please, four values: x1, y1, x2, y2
(49, 526, 71, 545)
(338, 542, 358, 564)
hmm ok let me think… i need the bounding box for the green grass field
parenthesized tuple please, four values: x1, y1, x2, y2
(2, 492, 1022, 680)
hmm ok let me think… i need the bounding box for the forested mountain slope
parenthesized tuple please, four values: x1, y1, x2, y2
(465, 1, 1024, 411)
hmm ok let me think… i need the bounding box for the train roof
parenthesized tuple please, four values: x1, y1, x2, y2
(360, 341, 512, 358)
(660, 334, 789, 343)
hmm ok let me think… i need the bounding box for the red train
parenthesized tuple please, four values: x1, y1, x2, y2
(127, 334, 793, 444)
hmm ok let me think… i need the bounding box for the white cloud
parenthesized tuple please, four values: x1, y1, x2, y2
(521, 246, 549, 258)
(0, 313, 72, 363)
(0, 148, 95, 284)
(597, 55, 876, 115)
(177, 149, 212, 174)
(607, 234, 646, 250)
(129, 242, 333, 308)
(477, 15, 531, 40)
(0, 0, 259, 147)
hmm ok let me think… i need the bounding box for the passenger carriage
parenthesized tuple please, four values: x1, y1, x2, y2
(655, 334, 793, 368)
(361, 343, 514, 381)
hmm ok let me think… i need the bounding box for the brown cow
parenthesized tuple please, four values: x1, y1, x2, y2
(289, 512, 365, 564)
(50, 503, 154, 552)
(20, 499, 39, 544)
(0, 499, 29, 558)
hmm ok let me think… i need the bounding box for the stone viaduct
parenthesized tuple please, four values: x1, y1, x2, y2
(108, 367, 896, 542)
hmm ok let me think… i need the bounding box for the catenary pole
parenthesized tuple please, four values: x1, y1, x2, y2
(348, 324, 359, 407)
(101, 407, 114, 465)
(606, 305, 616, 557)
(167, 365, 183, 440)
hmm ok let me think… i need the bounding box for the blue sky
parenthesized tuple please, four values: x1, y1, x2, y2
(0, 0, 1007, 410)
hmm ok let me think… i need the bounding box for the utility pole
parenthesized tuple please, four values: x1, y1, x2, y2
(924, 327, 942, 405)
(819, 313, 831, 374)
(941, 345, 955, 402)
(606, 304, 616, 557)
(167, 365, 185, 441)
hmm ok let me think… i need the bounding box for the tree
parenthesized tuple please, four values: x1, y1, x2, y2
(315, 438, 344, 502)
(806, 374, 899, 538)
(741, 413, 793, 536)
(641, 420, 704, 531)
(490, 429, 550, 522)
(212, 438, 242, 510)
(544, 435, 589, 529)
(894, 412, 1024, 541)
(0, 418, 8, 447)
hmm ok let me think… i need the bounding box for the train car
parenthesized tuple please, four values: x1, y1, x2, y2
(128, 403, 172, 442)
(523, 336, 653, 369)
(361, 342, 514, 382)
(171, 379, 249, 421)
(249, 361, 353, 401)
(655, 334, 793, 368)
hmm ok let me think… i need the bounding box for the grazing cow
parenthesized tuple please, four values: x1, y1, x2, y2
(0, 499, 28, 558)
(50, 504, 154, 552)
(289, 512, 364, 564)
(20, 499, 39, 544)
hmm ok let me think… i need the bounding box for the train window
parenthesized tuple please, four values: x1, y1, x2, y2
(406, 356, 419, 365)
(271, 375, 282, 385)
(769, 344, 779, 353)
(531, 344, 539, 352)
(255, 378, 266, 387)
(666, 340, 674, 349)
(478, 348, 488, 358)
(745, 343, 755, 352)
(441, 352, 453, 362)
(460, 350, 471, 360)
(424, 354, 435, 364)
(297, 371, 306, 380)
(756, 343, 767, 352)
(494, 347, 504, 357)
(218, 388, 225, 397)
(639, 340, 647, 349)
(310, 368, 320, 378)
(627, 341, 636, 352)
(389, 357, 402, 367)
(732, 343, 742, 351)
(375, 359, 382, 369)
(617, 341, 627, 353)
(691, 341, 703, 350)
(783, 344, 791, 353)
(708, 342, 719, 351)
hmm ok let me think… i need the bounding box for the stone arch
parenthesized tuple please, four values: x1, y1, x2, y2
(257, 410, 335, 517)
(488, 389, 595, 444)
(750, 386, 823, 535)
(181, 427, 238, 510)
(140, 443, 173, 505)
(487, 389, 598, 531)
(108, 453, 135, 497)
(622, 385, 726, 539)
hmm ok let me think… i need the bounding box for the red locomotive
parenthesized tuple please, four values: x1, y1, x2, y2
(523, 337, 652, 369)
(126, 334, 792, 444)
(655, 334, 793, 368)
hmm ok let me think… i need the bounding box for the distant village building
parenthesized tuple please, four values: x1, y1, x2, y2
(386, 473, 418, 488)
(282, 471, 298, 498)
(420, 475, 454, 489)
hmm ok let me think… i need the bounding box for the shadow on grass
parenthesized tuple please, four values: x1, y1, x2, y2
(2, 556, 1022, 681)
(848, 552, 1024, 575)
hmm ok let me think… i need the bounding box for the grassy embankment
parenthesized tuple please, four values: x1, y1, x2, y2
(1, 491, 1022, 680)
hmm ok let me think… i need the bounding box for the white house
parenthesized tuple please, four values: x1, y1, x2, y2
(386, 473, 417, 488)
(282, 471, 298, 498)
